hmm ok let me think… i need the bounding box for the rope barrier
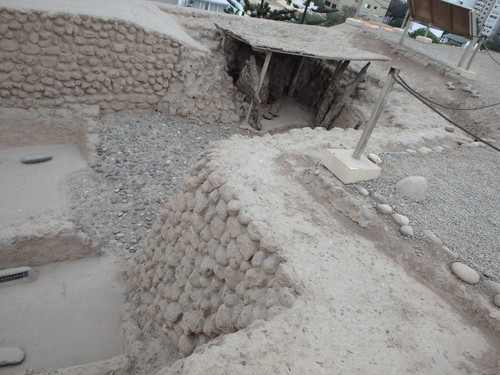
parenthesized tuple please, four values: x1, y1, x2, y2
(397, 76, 500, 111)
(394, 75, 500, 152)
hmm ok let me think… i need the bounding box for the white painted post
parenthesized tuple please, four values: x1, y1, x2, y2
(399, 18, 413, 45)
(352, 67, 399, 160)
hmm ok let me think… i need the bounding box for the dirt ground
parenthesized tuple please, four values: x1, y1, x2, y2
(0, 4, 499, 375)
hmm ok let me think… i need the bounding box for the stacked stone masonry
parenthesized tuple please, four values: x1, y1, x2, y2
(0, 6, 240, 123)
(127, 150, 299, 357)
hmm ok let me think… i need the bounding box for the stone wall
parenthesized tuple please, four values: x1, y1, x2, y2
(0, 6, 241, 123)
(126, 144, 301, 357)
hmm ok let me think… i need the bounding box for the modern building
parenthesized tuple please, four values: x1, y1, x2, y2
(323, 0, 391, 21)
(176, 0, 230, 12)
(477, 0, 500, 36)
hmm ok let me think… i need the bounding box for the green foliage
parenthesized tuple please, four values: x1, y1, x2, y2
(408, 28, 440, 44)
(341, 5, 356, 19)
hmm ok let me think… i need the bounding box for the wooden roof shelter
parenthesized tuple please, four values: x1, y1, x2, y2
(215, 17, 390, 130)
(215, 17, 390, 62)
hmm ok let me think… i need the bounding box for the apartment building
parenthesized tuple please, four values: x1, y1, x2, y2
(323, 0, 391, 21)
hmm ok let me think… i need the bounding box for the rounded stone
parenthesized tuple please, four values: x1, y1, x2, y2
(367, 153, 382, 164)
(423, 229, 442, 245)
(376, 204, 393, 215)
(494, 294, 500, 308)
(417, 147, 433, 155)
(451, 262, 480, 285)
(371, 192, 388, 203)
(400, 225, 413, 237)
(395, 176, 428, 201)
(22, 153, 52, 164)
(0, 347, 25, 366)
(353, 185, 369, 196)
(391, 213, 409, 226)
(483, 280, 500, 295)
(440, 246, 458, 261)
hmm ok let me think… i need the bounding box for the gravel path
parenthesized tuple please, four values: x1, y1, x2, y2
(70, 111, 243, 254)
(358, 146, 500, 282)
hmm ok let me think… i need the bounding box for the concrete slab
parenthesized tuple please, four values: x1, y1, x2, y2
(0, 254, 125, 374)
(0, 143, 87, 226)
(416, 36, 433, 44)
(320, 148, 381, 184)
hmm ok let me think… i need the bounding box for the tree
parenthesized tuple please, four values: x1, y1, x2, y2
(385, 0, 407, 28)
(408, 28, 440, 43)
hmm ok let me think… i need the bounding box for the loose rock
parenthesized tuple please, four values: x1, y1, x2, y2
(391, 213, 409, 226)
(483, 280, 500, 295)
(423, 230, 443, 245)
(353, 185, 369, 196)
(376, 204, 392, 215)
(417, 147, 432, 155)
(445, 126, 455, 133)
(451, 262, 480, 285)
(494, 294, 500, 308)
(395, 176, 427, 201)
(367, 153, 382, 164)
(22, 153, 52, 164)
(400, 225, 413, 237)
(0, 347, 25, 366)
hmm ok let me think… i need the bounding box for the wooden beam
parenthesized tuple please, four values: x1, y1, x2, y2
(287, 57, 306, 97)
(244, 51, 273, 130)
(323, 62, 370, 130)
(314, 60, 350, 127)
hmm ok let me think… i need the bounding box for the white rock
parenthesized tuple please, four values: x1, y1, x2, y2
(0, 347, 25, 366)
(440, 246, 458, 261)
(400, 225, 413, 237)
(451, 262, 480, 285)
(353, 185, 369, 196)
(417, 147, 433, 155)
(367, 153, 382, 164)
(395, 176, 427, 201)
(494, 294, 500, 308)
(483, 280, 500, 295)
(445, 126, 455, 133)
(391, 213, 409, 226)
(423, 230, 443, 245)
(376, 204, 392, 215)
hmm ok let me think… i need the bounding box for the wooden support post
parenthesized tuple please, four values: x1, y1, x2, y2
(323, 62, 370, 130)
(314, 60, 350, 127)
(352, 67, 398, 160)
(466, 37, 484, 70)
(244, 51, 273, 129)
(288, 57, 306, 97)
(399, 18, 412, 45)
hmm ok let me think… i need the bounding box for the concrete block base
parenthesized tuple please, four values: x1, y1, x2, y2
(416, 36, 432, 44)
(320, 149, 381, 184)
(346, 18, 363, 27)
(457, 68, 477, 79)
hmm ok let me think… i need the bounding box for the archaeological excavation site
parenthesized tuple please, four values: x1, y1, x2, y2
(0, 0, 499, 373)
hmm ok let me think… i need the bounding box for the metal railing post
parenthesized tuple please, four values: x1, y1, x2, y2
(352, 67, 399, 160)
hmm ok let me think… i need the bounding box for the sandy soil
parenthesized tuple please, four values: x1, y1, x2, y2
(0, 144, 87, 226)
(0, 254, 125, 374)
(0, 4, 498, 375)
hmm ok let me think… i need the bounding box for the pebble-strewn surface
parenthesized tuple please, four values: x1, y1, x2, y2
(69, 111, 244, 254)
(359, 145, 500, 282)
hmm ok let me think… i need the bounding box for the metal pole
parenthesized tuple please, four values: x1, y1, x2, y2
(457, 36, 478, 68)
(466, 37, 484, 70)
(401, 9, 409, 28)
(399, 18, 412, 45)
(352, 67, 399, 160)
